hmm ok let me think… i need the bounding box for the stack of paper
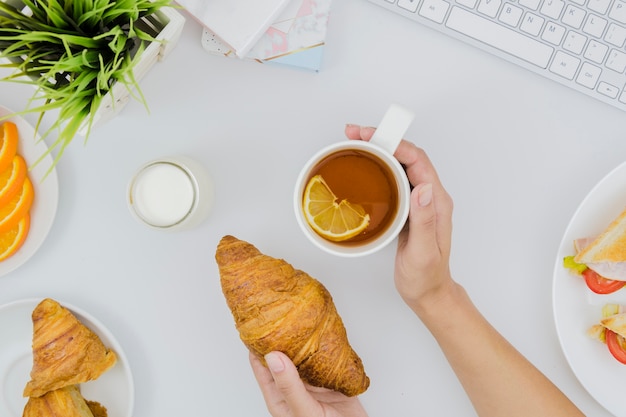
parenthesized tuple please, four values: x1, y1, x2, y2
(190, 0, 333, 72)
(176, 0, 292, 58)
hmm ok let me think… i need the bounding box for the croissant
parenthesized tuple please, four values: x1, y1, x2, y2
(22, 385, 97, 417)
(85, 400, 108, 417)
(23, 298, 117, 398)
(215, 235, 370, 397)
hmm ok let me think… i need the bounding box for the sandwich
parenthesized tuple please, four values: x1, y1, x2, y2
(563, 207, 626, 294)
(588, 304, 626, 364)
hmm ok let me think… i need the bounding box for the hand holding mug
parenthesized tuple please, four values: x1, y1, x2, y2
(294, 104, 415, 257)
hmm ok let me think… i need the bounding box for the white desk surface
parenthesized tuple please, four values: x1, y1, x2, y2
(1, 0, 626, 416)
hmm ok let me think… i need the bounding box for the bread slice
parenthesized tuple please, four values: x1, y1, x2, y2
(574, 207, 626, 280)
(601, 313, 626, 338)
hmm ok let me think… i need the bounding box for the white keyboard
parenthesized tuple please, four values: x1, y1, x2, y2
(368, 0, 626, 112)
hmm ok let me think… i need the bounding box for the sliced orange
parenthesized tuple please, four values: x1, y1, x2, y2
(0, 176, 34, 233)
(0, 154, 27, 207)
(0, 122, 19, 173)
(302, 175, 370, 242)
(0, 213, 30, 261)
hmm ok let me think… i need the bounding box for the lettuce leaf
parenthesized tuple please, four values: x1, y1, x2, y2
(563, 255, 587, 275)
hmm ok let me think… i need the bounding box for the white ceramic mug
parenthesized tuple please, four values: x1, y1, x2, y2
(294, 104, 415, 257)
(128, 156, 214, 231)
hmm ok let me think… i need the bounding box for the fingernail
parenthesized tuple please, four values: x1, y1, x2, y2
(345, 123, 359, 128)
(265, 352, 285, 373)
(418, 183, 433, 207)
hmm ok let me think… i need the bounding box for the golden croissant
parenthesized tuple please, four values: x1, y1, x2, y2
(215, 235, 370, 397)
(22, 385, 107, 417)
(23, 298, 117, 398)
(84, 400, 108, 417)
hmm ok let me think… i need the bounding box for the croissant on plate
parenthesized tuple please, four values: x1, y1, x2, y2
(22, 385, 107, 417)
(215, 235, 370, 397)
(23, 298, 117, 398)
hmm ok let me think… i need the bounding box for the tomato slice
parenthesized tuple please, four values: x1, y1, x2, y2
(606, 329, 626, 365)
(583, 269, 626, 294)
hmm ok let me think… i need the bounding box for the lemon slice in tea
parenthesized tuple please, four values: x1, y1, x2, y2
(303, 175, 370, 242)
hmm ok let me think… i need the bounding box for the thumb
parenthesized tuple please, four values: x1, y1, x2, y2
(265, 351, 322, 416)
(406, 183, 439, 264)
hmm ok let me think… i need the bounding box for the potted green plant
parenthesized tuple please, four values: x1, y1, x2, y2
(0, 0, 184, 167)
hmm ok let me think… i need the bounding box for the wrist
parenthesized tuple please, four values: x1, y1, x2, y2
(407, 279, 467, 322)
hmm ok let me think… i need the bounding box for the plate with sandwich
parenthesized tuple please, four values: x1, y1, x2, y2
(553, 161, 626, 417)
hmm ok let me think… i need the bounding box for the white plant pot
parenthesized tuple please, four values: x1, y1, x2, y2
(86, 6, 186, 131)
(0, 0, 186, 132)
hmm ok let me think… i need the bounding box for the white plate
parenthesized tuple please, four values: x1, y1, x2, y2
(0, 106, 59, 277)
(0, 298, 134, 417)
(553, 161, 626, 417)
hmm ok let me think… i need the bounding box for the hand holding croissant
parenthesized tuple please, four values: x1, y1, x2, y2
(215, 235, 369, 397)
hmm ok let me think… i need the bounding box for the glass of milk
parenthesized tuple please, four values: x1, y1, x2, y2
(128, 156, 213, 231)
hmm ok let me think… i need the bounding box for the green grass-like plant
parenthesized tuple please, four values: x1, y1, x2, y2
(0, 0, 173, 169)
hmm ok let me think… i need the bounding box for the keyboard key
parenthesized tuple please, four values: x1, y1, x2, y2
(457, 0, 478, 9)
(477, 0, 501, 17)
(562, 4, 586, 29)
(519, 0, 540, 10)
(620, 90, 626, 104)
(446, 6, 554, 67)
(420, 0, 450, 23)
(499, 3, 523, 26)
(606, 49, 626, 73)
(542, 21, 566, 45)
(550, 50, 580, 79)
(605, 23, 626, 47)
(563, 31, 588, 54)
(398, 0, 419, 12)
(584, 39, 609, 63)
(576, 62, 602, 88)
(520, 12, 545, 36)
(540, 0, 564, 19)
(588, 0, 611, 14)
(597, 81, 619, 98)
(583, 14, 608, 38)
(609, 0, 626, 24)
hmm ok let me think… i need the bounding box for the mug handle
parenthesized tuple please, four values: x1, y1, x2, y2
(369, 104, 416, 155)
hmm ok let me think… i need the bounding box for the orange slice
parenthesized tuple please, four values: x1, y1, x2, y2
(0, 213, 29, 261)
(0, 122, 19, 173)
(0, 154, 27, 207)
(302, 175, 370, 242)
(0, 176, 34, 233)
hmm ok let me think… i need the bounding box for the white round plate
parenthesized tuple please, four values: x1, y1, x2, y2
(0, 106, 59, 277)
(553, 161, 626, 417)
(0, 298, 134, 417)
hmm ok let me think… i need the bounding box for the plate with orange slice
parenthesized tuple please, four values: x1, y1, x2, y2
(0, 106, 58, 276)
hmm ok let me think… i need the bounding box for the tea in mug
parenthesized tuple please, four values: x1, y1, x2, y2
(305, 149, 399, 245)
